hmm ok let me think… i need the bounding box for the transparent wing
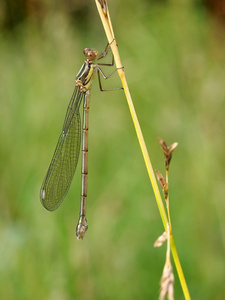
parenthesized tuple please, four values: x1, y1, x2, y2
(40, 86, 84, 211)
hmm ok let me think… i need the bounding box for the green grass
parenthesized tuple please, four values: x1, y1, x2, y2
(0, 2, 225, 299)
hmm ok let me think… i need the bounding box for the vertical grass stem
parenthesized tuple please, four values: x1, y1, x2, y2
(95, 1, 191, 299)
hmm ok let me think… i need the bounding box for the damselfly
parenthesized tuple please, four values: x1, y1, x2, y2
(40, 41, 122, 239)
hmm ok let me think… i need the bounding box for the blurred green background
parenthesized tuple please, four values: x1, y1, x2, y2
(0, 0, 225, 299)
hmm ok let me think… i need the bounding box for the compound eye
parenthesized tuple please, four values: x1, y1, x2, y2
(83, 48, 90, 56)
(83, 48, 98, 60)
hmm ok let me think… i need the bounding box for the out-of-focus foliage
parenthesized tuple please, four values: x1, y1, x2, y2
(0, 1, 225, 299)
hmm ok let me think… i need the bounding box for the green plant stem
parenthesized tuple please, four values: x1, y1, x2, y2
(170, 235, 191, 299)
(95, 1, 191, 299)
(166, 169, 172, 231)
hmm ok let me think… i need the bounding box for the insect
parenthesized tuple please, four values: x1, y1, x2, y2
(40, 41, 122, 239)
